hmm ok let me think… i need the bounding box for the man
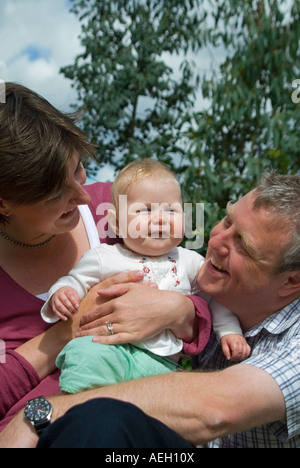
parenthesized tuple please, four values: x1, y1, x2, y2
(1, 172, 300, 448)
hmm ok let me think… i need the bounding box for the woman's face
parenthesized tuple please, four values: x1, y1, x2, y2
(3, 152, 91, 239)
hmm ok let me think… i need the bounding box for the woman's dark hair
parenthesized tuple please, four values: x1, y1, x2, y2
(0, 82, 95, 224)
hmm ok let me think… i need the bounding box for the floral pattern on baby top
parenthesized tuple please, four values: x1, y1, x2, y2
(139, 256, 181, 288)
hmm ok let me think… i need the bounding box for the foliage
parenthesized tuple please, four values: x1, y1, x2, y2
(61, 0, 206, 172)
(62, 0, 300, 248)
(183, 0, 300, 241)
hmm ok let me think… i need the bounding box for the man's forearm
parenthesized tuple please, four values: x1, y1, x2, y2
(1, 372, 200, 448)
(48, 372, 213, 445)
(48, 364, 286, 446)
(0, 364, 286, 448)
(0, 372, 202, 449)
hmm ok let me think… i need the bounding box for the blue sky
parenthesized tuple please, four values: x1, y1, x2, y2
(21, 45, 52, 62)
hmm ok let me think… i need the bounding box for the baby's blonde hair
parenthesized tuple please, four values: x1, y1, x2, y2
(111, 159, 180, 210)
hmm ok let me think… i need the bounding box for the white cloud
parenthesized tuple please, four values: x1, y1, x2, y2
(0, 0, 82, 110)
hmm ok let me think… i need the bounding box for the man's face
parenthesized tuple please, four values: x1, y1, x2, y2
(197, 190, 291, 328)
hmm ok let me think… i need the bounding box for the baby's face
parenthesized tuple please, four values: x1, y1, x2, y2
(118, 176, 185, 256)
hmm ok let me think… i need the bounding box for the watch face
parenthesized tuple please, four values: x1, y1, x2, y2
(24, 397, 52, 422)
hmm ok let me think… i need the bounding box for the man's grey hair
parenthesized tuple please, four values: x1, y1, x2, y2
(253, 171, 300, 273)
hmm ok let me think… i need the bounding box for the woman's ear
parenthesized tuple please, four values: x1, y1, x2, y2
(0, 198, 13, 217)
(106, 208, 119, 236)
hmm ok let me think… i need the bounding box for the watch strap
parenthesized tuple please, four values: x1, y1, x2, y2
(35, 417, 51, 436)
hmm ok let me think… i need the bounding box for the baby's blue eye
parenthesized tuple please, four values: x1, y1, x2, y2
(137, 208, 150, 213)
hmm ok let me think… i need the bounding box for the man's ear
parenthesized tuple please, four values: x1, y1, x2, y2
(278, 271, 300, 298)
(106, 208, 119, 236)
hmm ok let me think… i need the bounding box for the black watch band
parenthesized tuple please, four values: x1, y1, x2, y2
(35, 419, 52, 436)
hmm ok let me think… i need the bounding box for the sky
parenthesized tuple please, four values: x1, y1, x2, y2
(0, 0, 221, 181)
(0, 0, 81, 110)
(0, 0, 113, 180)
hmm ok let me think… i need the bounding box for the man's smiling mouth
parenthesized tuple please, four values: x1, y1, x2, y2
(211, 257, 228, 273)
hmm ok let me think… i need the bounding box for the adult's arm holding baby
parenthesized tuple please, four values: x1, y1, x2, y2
(16, 270, 200, 383)
(0, 272, 201, 447)
(16, 271, 146, 381)
(78, 281, 203, 348)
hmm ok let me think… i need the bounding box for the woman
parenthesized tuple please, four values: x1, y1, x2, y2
(0, 83, 210, 445)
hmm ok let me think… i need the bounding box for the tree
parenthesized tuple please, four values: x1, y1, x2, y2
(184, 0, 300, 236)
(62, 0, 300, 249)
(61, 0, 206, 173)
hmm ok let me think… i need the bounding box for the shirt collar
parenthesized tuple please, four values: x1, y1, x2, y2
(245, 297, 300, 338)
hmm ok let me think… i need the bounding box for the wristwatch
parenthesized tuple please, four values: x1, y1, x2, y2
(24, 396, 53, 436)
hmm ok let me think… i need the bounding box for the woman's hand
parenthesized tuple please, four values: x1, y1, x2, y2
(16, 271, 146, 380)
(77, 280, 197, 345)
(16, 269, 196, 381)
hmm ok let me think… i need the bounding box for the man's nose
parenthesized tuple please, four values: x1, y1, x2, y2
(208, 224, 231, 256)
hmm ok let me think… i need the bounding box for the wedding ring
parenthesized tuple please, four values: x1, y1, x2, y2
(105, 321, 114, 336)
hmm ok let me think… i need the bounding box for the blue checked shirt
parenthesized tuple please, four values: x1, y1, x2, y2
(197, 297, 300, 448)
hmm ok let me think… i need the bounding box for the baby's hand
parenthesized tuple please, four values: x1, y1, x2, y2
(220, 334, 251, 362)
(50, 286, 80, 322)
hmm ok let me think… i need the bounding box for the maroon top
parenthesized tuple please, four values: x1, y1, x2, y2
(0, 183, 211, 432)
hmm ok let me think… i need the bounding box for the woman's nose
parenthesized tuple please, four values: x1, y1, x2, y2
(70, 182, 91, 206)
(77, 186, 91, 205)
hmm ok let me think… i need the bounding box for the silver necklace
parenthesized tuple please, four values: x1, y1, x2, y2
(0, 228, 56, 249)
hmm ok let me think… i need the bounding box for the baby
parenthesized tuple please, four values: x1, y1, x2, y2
(41, 159, 250, 394)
